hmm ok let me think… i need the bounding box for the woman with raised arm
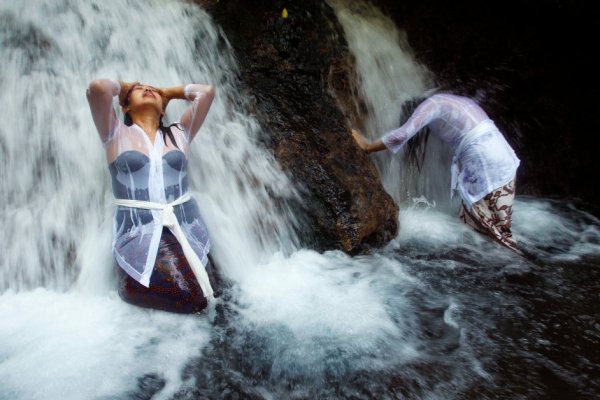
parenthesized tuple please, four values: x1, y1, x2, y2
(87, 78, 217, 313)
(352, 93, 521, 253)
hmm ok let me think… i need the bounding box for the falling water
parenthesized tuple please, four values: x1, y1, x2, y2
(329, 1, 600, 399)
(330, 0, 459, 211)
(1, 1, 599, 399)
(0, 0, 301, 295)
(0, 0, 302, 398)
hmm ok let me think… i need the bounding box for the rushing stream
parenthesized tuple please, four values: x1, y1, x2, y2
(1, 1, 598, 399)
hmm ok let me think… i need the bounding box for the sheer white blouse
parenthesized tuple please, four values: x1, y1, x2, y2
(87, 79, 213, 287)
(381, 94, 520, 208)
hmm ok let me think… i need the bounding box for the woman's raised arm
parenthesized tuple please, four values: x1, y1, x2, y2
(166, 84, 215, 141)
(86, 79, 122, 142)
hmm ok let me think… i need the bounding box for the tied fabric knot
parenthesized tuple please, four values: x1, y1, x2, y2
(163, 204, 176, 228)
(114, 193, 214, 300)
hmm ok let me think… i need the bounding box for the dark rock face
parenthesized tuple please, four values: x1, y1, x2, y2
(206, 0, 399, 254)
(202, 0, 598, 253)
(369, 0, 600, 210)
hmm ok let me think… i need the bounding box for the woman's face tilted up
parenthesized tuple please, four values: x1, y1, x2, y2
(124, 84, 164, 118)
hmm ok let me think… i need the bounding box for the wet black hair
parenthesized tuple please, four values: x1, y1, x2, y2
(122, 85, 181, 149)
(400, 97, 430, 172)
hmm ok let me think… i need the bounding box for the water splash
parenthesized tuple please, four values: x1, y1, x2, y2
(1, 1, 599, 399)
(0, 0, 300, 293)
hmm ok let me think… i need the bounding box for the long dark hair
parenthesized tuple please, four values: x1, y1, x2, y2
(400, 97, 430, 172)
(122, 85, 181, 149)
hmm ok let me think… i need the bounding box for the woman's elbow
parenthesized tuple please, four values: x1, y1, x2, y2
(205, 85, 215, 99)
(88, 79, 106, 92)
(86, 80, 99, 97)
(200, 85, 215, 107)
(87, 79, 118, 97)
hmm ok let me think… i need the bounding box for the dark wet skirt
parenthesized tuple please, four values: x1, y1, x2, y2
(117, 229, 216, 314)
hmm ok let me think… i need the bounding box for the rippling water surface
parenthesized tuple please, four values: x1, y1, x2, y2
(0, 1, 598, 399)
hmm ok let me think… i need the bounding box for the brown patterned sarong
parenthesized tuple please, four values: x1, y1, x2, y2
(117, 229, 216, 314)
(459, 178, 521, 253)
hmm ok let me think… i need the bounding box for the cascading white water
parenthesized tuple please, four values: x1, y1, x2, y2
(0, 1, 303, 398)
(1, 1, 599, 399)
(0, 1, 422, 398)
(0, 0, 301, 294)
(328, 0, 455, 210)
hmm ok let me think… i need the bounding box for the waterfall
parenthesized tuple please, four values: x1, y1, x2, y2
(1, 1, 598, 399)
(0, 1, 308, 398)
(0, 0, 300, 294)
(328, 0, 455, 210)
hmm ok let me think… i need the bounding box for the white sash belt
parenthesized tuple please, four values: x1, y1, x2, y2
(114, 193, 214, 301)
(451, 119, 497, 197)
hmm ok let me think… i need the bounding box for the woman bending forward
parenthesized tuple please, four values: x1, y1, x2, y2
(352, 93, 521, 253)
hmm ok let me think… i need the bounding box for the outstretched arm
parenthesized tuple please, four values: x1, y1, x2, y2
(381, 98, 440, 153)
(162, 84, 215, 141)
(351, 129, 387, 153)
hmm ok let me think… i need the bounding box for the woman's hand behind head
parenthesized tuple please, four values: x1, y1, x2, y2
(118, 81, 140, 107)
(157, 88, 171, 112)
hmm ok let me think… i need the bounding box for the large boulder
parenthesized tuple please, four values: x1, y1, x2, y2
(206, 0, 399, 254)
